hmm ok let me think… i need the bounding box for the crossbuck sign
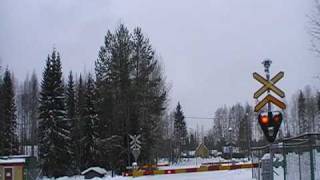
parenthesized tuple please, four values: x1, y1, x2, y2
(253, 71, 286, 112)
(129, 134, 141, 163)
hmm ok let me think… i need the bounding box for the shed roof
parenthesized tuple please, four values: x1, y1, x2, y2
(81, 167, 107, 175)
(0, 158, 25, 164)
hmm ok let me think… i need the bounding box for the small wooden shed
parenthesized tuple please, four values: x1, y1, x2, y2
(195, 143, 209, 158)
(0, 157, 26, 180)
(81, 167, 107, 179)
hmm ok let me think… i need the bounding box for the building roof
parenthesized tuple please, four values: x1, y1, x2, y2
(195, 143, 209, 157)
(81, 167, 107, 175)
(0, 157, 25, 164)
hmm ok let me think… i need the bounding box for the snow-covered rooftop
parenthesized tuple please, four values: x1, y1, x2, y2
(81, 167, 107, 175)
(0, 158, 26, 164)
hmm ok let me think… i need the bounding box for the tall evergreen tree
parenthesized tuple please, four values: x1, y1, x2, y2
(131, 27, 167, 163)
(38, 50, 71, 177)
(66, 71, 76, 125)
(75, 75, 86, 171)
(94, 24, 167, 169)
(95, 24, 132, 169)
(0, 69, 18, 155)
(173, 102, 187, 159)
(65, 71, 77, 173)
(81, 74, 99, 168)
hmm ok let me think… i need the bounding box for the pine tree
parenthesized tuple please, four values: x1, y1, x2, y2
(131, 27, 167, 163)
(95, 24, 132, 169)
(0, 69, 18, 155)
(38, 50, 71, 177)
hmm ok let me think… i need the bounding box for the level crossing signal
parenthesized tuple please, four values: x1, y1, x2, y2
(258, 111, 282, 143)
(253, 60, 286, 143)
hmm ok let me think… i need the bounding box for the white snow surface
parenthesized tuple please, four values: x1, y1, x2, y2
(41, 157, 254, 180)
(42, 169, 253, 180)
(158, 157, 249, 170)
(0, 158, 25, 164)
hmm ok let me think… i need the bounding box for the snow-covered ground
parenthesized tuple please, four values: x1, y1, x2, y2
(42, 157, 254, 180)
(44, 151, 320, 180)
(158, 157, 249, 170)
(43, 169, 253, 180)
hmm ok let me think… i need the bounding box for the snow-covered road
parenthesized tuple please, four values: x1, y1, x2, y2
(54, 169, 253, 180)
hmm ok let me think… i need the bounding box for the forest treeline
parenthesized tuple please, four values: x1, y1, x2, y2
(0, 24, 319, 178)
(205, 85, 320, 154)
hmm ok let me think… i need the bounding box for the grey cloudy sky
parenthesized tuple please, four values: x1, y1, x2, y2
(1, 0, 319, 131)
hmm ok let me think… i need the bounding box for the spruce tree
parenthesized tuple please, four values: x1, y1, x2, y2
(81, 73, 99, 168)
(65, 71, 78, 173)
(66, 71, 75, 126)
(173, 102, 187, 159)
(0, 69, 18, 155)
(75, 75, 86, 171)
(38, 50, 71, 177)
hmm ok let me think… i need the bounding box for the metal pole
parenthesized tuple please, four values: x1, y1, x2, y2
(229, 127, 233, 162)
(262, 59, 273, 180)
(283, 142, 287, 180)
(309, 136, 315, 180)
(298, 153, 301, 180)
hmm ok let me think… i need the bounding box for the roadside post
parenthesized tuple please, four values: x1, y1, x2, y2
(129, 134, 142, 177)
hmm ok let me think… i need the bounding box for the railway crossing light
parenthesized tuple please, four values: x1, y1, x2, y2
(258, 111, 283, 143)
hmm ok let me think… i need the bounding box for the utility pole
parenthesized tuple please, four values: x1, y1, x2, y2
(228, 127, 233, 162)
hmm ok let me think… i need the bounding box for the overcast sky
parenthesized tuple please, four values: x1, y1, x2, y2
(1, 0, 320, 131)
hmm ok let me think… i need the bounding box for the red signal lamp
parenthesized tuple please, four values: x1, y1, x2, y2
(258, 111, 283, 143)
(260, 115, 269, 125)
(273, 112, 282, 124)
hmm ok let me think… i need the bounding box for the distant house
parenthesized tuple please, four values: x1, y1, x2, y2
(0, 156, 27, 180)
(81, 167, 107, 179)
(195, 143, 209, 158)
